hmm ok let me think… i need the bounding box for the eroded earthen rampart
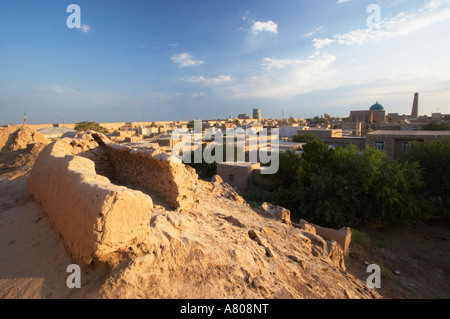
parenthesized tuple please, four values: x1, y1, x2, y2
(28, 132, 198, 264)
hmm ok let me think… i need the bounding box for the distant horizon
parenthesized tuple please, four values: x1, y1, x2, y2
(7, 101, 445, 127)
(1, 1, 450, 125)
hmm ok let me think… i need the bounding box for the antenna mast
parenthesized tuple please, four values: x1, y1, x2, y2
(137, 99, 140, 124)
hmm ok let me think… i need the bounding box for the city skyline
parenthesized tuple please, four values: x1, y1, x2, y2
(1, 0, 450, 125)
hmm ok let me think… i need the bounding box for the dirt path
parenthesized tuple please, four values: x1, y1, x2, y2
(346, 221, 450, 299)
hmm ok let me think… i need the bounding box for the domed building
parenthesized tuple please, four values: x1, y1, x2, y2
(348, 101, 387, 136)
(349, 101, 387, 125)
(370, 101, 385, 111)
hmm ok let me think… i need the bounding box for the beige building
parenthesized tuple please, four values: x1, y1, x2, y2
(325, 136, 366, 150)
(217, 162, 261, 190)
(349, 101, 386, 125)
(365, 130, 450, 159)
(347, 101, 387, 136)
(296, 128, 343, 141)
(38, 127, 77, 140)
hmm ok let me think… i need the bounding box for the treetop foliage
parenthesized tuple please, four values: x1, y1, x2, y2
(74, 121, 108, 134)
(254, 139, 447, 228)
(421, 121, 450, 131)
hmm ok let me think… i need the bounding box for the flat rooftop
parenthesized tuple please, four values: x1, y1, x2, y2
(217, 162, 260, 167)
(38, 127, 76, 134)
(367, 130, 450, 137)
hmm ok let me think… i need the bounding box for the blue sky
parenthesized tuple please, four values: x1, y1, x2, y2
(1, 0, 450, 124)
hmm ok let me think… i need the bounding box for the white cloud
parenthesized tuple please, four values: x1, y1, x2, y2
(171, 53, 205, 68)
(176, 54, 342, 101)
(188, 92, 206, 98)
(378, 0, 407, 9)
(79, 24, 91, 34)
(181, 75, 233, 85)
(337, 0, 352, 3)
(37, 85, 79, 95)
(312, 38, 334, 49)
(313, 0, 450, 49)
(251, 20, 278, 34)
(302, 25, 325, 37)
(423, 0, 444, 10)
(230, 53, 340, 99)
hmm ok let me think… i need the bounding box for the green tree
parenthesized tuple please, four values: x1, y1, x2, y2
(187, 121, 195, 130)
(401, 138, 450, 219)
(301, 140, 335, 176)
(266, 149, 302, 190)
(309, 116, 327, 125)
(371, 159, 428, 224)
(186, 143, 238, 180)
(421, 121, 450, 131)
(292, 132, 318, 143)
(262, 140, 431, 228)
(74, 121, 108, 134)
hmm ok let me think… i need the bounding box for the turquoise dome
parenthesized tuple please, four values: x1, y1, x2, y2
(370, 101, 384, 111)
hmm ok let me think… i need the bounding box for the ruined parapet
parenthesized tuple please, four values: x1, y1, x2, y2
(258, 202, 292, 226)
(296, 228, 346, 270)
(28, 138, 153, 265)
(103, 143, 198, 211)
(28, 131, 199, 264)
(298, 219, 352, 256)
(72, 131, 198, 211)
(254, 201, 351, 258)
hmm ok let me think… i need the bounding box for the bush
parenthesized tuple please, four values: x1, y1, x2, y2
(292, 132, 318, 143)
(421, 121, 450, 131)
(265, 140, 432, 228)
(351, 228, 371, 246)
(265, 149, 302, 189)
(401, 138, 450, 219)
(186, 143, 238, 180)
(74, 121, 108, 134)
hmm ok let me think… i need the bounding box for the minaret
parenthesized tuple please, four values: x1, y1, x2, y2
(23, 109, 27, 126)
(411, 93, 419, 119)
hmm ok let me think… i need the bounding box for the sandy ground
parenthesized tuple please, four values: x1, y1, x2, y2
(0, 176, 71, 298)
(0, 175, 108, 299)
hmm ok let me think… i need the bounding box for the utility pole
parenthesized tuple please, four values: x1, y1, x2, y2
(137, 99, 140, 124)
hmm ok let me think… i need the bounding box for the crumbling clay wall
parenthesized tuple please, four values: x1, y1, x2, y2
(299, 219, 352, 256)
(28, 135, 154, 265)
(102, 143, 198, 210)
(28, 132, 199, 264)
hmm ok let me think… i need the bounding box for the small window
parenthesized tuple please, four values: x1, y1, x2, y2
(229, 175, 234, 182)
(402, 141, 413, 152)
(374, 141, 385, 151)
